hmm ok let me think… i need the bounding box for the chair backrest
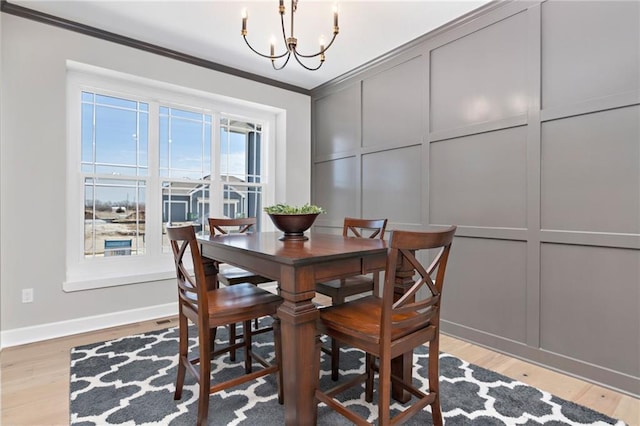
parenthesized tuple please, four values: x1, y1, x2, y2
(380, 226, 456, 342)
(343, 217, 388, 240)
(167, 225, 209, 326)
(209, 217, 257, 236)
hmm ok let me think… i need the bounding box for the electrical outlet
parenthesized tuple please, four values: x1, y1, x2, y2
(22, 288, 34, 303)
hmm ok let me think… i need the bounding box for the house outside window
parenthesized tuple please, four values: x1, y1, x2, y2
(66, 65, 275, 290)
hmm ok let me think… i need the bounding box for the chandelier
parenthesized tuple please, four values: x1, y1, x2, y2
(241, 0, 339, 71)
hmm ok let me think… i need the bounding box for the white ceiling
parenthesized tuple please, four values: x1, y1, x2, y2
(13, 0, 491, 90)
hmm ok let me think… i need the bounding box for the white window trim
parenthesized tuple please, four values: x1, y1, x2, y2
(64, 61, 278, 292)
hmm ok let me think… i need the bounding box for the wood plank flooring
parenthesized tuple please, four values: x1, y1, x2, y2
(2, 311, 638, 426)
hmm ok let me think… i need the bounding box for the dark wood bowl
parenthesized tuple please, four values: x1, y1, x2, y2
(268, 213, 320, 241)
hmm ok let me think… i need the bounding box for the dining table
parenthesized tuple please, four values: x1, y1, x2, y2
(197, 231, 413, 425)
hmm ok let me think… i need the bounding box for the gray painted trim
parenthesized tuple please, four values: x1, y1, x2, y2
(541, 91, 640, 122)
(429, 115, 528, 143)
(524, 2, 543, 349)
(541, 230, 640, 250)
(0, 0, 310, 96)
(442, 321, 640, 399)
(446, 227, 528, 241)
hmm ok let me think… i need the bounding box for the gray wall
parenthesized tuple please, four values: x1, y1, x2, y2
(0, 13, 311, 346)
(311, 0, 639, 396)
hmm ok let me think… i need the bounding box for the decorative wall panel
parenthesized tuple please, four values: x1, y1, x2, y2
(430, 11, 527, 133)
(314, 157, 357, 223)
(314, 84, 360, 157)
(362, 145, 422, 224)
(541, 0, 640, 109)
(362, 56, 425, 148)
(541, 106, 640, 234)
(430, 127, 527, 228)
(540, 243, 640, 376)
(443, 237, 527, 343)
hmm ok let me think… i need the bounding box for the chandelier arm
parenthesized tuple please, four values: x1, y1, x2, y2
(241, 0, 337, 70)
(292, 51, 324, 71)
(280, 8, 289, 47)
(291, 32, 338, 59)
(272, 51, 293, 70)
(243, 36, 289, 59)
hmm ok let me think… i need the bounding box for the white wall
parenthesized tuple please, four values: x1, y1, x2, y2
(0, 14, 311, 346)
(0, 9, 3, 352)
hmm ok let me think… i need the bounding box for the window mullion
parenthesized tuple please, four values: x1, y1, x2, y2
(211, 112, 223, 218)
(146, 101, 161, 255)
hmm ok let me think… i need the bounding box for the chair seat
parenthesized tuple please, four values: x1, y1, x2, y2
(218, 266, 273, 286)
(315, 275, 374, 299)
(207, 283, 282, 325)
(318, 295, 430, 349)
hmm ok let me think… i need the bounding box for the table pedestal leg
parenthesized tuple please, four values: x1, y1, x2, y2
(278, 267, 320, 426)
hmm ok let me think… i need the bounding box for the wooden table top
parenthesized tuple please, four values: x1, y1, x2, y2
(198, 231, 387, 266)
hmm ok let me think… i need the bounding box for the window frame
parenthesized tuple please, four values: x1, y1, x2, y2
(65, 64, 276, 291)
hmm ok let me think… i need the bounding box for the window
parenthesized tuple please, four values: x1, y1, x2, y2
(66, 66, 275, 290)
(82, 93, 148, 258)
(220, 118, 265, 230)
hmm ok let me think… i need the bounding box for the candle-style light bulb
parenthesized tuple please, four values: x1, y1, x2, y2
(241, 8, 247, 34)
(319, 36, 325, 52)
(333, 4, 338, 28)
(270, 36, 276, 57)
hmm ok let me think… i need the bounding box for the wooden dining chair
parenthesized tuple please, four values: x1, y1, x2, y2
(316, 217, 388, 380)
(167, 225, 283, 426)
(208, 217, 275, 360)
(314, 226, 456, 426)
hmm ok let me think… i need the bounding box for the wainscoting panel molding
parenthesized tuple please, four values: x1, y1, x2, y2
(311, 0, 640, 397)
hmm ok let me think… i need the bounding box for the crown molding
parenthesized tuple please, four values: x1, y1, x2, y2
(0, 0, 310, 96)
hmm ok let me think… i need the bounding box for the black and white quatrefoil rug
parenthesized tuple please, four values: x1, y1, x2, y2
(70, 323, 626, 425)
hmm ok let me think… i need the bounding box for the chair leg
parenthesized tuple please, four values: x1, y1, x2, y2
(365, 353, 375, 403)
(329, 293, 346, 381)
(429, 336, 443, 426)
(244, 320, 253, 374)
(273, 317, 284, 404)
(174, 311, 188, 400)
(197, 325, 212, 426)
(209, 327, 217, 354)
(229, 323, 237, 361)
(378, 355, 392, 426)
(312, 329, 324, 421)
(330, 338, 340, 381)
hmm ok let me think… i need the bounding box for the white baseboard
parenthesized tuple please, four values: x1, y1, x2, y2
(0, 303, 177, 349)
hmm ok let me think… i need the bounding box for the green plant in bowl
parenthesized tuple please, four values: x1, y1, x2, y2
(264, 204, 326, 240)
(264, 203, 326, 215)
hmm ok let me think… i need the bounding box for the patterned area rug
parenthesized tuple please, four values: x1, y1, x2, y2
(70, 322, 626, 425)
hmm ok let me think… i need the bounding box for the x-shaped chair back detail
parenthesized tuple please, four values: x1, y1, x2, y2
(168, 225, 209, 326)
(209, 217, 257, 235)
(343, 217, 387, 239)
(380, 227, 455, 344)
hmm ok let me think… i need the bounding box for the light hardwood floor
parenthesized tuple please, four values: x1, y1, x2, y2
(2, 311, 638, 426)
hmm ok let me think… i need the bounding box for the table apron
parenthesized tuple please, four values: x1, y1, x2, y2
(200, 244, 282, 280)
(201, 244, 387, 285)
